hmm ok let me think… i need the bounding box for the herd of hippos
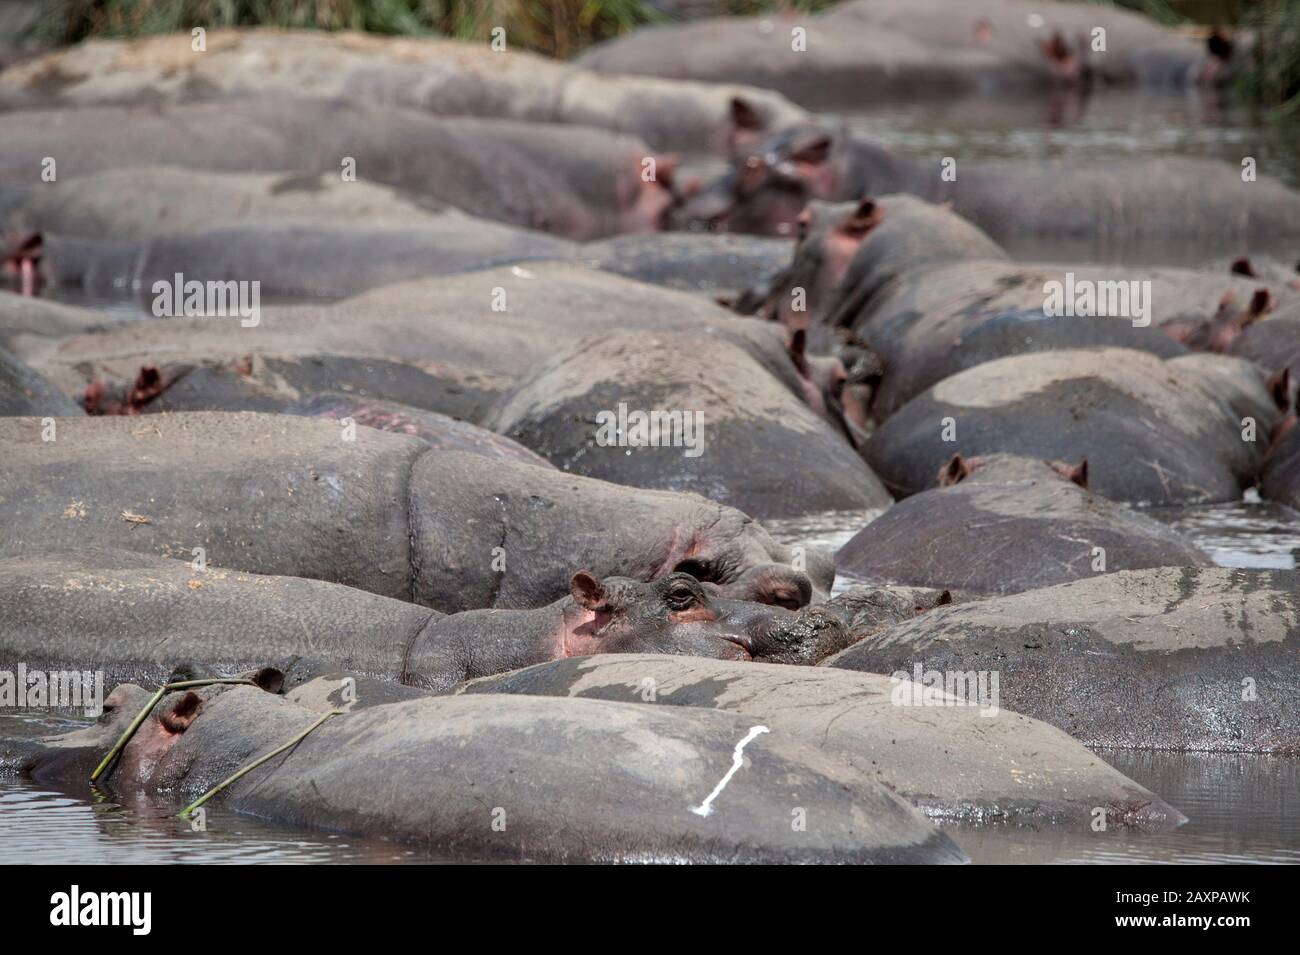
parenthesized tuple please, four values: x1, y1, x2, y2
(0, 0, 1298, 863)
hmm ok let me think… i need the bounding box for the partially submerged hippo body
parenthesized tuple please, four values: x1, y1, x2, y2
(462, 654, 1185, 831)
(864, 347, 1273, 504)
(836, 454, 1211, 595)
(686, 121, 1300, 262)
(0, 413, 826, 612)
(743, 197, 1277, 419)
(0, 29, 808, 152)
(485, 320, 890, 519)
(0, 99, 673, 240)
(20, 264, 741, 391)
(579, 0, 1220, 108)
(1, 682, 961, 863)
(0, 346, 80, 416)
(827, 568, 1300, 754)
(0, 551, 848, 693)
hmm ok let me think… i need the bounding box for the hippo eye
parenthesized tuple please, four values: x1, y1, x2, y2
(668, 584, 700, 610)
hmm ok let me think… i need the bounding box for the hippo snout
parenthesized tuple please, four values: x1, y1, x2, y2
(746, 605, 853, 665)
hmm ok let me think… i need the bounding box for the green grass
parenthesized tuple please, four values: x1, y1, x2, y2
(29, 0, 661, 56)
(1236, 0, 1300, 115)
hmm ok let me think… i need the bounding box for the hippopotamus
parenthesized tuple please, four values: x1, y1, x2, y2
(0, 412, 827, 611)
(1261, 390, 1300, 509)
(484, 319, 890, 520)
(579, 0, 1223, 108)
(0, 289, 116, 347)
(20, 264, 744, 392)
(0, 550, 850, 693)
(2, 167, 800, 302)
(864, 347, 1275, 505)
(836, 453, 1211, 595)
(1226, 302, 1300, 412)
(744, 196, 1256, 419)
(65, 352, 509, 426)
(1, 680, 963, 863)
(0, 346, 80, 416)
(826, 567, 1300, 754)
(678, 118, 1300, 262)
(0, 99, 676, 240)
(461, 654, 1185, 831)
(0, 29, 808, 152)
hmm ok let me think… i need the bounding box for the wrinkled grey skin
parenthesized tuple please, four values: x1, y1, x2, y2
(484, 320, 891, 520)
(3, 168, 795, 302)
(461, 654, 1185, 831)
(735, 197, 1271, 421)
(826, 567, 1300, 754)
(580, 0, 1221, 108)
(0, 99, 672, 240)
(84, 355, 509, 428)
(0, 552, 848, 694)
(836, 454, 1212, 595)
(1261, 396, 1300, 510)
(0, 682, 963, 863)
(680, 120, 1300, 263)
(22, 264, 744, 392)
(0, 413, 827, 612)
(0, 30, 808, 152)
(0, 346, 80, 415)
(864, 347, 1274, 505)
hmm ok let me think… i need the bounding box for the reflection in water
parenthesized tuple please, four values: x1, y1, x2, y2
(951, 751, 1300, 865)
(1148, 494, 1300, 569)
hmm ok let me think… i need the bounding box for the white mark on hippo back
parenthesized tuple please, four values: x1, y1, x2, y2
(691, 725, 769, 818)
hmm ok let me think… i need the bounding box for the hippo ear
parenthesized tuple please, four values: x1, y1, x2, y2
(251, 667, 286, 694)
(791, 134, 832, 167)
(158, 691, 202, 735)
(1230, 256, 1257, 278)
(1066, 458, 1089, 489)
(938, 452, 969, 487)
(786, 328, 811, 377)
(727, 97, 767, 156)
(570, 571, 608, 611)
(840, 198, 880, 238)
(1246, 288, 1273, 323)
(1268, 368, 1292, 411)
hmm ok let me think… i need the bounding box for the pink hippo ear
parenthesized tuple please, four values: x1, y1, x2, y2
(1267, 368, 1292, 412)
(570, 571, 608, 611)
(1230, 256, 1257, 278)
(727, 96, 768, 156)
(790, 133, 832, 169)
(158, 691, 203, 735)
(1054, 457, 1089, 489)
(938, 452, 976, 487)
(839, 198, 881, 238)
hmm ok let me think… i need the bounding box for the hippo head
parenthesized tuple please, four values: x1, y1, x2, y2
(614, 152, 682, 234)
(561, 571, 851, 665)
(672, 105, 855, 237)
(2, 230, 42, 296)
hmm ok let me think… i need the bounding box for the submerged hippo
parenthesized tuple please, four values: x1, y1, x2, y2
(484, 320, 890, 519)
(836, 454, 1211, 595)
(864, 347, 1273, 505)
(680, 118, 1300, 262)
(826, 567, 1300, 754)
(462, 654, 1185, 831)
(738, 197, 1281, 421)
(1, 681, 962, 863)
(579, 0, 1221, 108)
(0, 551, 850, 693)
(0, 346, 80, 416)
(0, 412, 826, 611)
(0, 29, 808, 152)
(0, 99, 675, 240)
